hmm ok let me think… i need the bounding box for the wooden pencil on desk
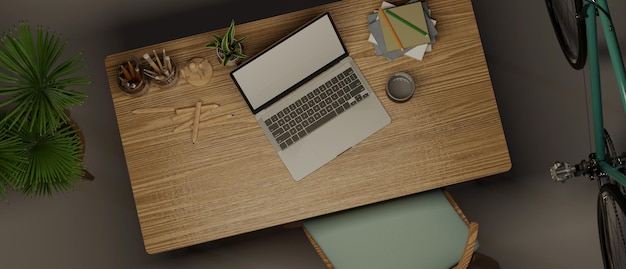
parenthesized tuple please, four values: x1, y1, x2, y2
(192, 101, 202, 144)
(132, 107, 176, 114)
(172, 109, 216, 132)
(175, 103, 219, 115)
(196, 114, 238, 128)
(173, 113, 240, 132)
(171, 106, 217, 122)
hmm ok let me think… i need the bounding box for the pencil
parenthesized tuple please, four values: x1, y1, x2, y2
(132, 60, 143, 81)
(196, 114, 236, 128)
(164, 56, 173, 74)
(378, 7, 403, 51)
(120, 65, 133, 81)
(385, 9, 428, 36)
(171, 107, 213, 122)
(127, 61, 137, 80)
(153, 50, 164, 73)
(192, 101, 202, 143)
(132, 107, 176, 114)
(172, 109, 215, 131)
(143, 53, 161, 73)
(175, 103, 219, 115)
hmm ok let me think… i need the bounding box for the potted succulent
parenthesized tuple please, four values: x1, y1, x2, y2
(205, 20, 248, 66)
(0, 21, 91, 202)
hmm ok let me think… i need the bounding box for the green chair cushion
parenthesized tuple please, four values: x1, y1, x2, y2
(302, 189, 472, 269)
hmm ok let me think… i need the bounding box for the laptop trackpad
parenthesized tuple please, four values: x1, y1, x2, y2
(279, 139, 326, 181)
(310, 96, 389, 160)
(278, 97, 389, 181)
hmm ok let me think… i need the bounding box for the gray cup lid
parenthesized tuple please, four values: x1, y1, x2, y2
(386, 72, 415, 102)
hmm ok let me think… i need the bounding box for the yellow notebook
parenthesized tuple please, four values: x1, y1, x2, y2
(380, 2, 430, 52)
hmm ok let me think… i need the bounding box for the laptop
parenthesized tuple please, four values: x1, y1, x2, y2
(230, 12, 391, 181)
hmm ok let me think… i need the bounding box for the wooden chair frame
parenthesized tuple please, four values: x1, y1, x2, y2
(301, 189, 499, 269)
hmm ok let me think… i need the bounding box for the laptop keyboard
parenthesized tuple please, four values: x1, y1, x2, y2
(264, 67, 370, 150)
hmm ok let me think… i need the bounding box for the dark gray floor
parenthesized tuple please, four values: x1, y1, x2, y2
(1, 0, 625, 268)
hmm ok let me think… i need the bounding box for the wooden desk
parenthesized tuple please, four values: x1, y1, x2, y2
(105, 0, 510, 254)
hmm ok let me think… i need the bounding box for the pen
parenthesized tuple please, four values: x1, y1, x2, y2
(378, 7, 403, 51)
(385, 9, 428, 37)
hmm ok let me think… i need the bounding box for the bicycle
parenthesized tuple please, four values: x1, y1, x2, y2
(545, 0, 626, 268)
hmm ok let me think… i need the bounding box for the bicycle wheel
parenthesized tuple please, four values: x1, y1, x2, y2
(598, 183, 626, 268)
(545, 0, 587, 69)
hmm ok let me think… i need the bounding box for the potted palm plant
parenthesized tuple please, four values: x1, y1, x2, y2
(0, 116, 25, 202)
(0, 21, 91, 202)
(205, 20, 248, 66)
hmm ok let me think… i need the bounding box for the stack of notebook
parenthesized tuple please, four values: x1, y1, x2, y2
(368, 1, 438, 61)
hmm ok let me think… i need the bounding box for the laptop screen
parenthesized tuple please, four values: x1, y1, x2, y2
(230, 13, 348, 114)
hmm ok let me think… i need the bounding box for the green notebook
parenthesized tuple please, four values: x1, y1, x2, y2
(380, 2, 430, 52)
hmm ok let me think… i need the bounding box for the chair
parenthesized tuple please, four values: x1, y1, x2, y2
(301, 189, 499, 269)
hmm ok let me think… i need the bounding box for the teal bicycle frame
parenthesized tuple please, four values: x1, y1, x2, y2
(585, 0, 626, 185)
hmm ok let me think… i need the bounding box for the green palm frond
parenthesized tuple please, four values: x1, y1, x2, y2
(0, 113, 26, 203)
(0, 21, 90, 134)
(13, 121, 84, 197)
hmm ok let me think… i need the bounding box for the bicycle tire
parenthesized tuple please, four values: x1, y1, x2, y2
(545, 0, 587, 69)
(597, 183, 626, 268)
(605, 129, 618, 165)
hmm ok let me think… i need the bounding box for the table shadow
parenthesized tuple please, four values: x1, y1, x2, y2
(115, 0, 337, 50)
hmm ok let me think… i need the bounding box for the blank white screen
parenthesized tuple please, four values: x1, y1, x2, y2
(231, 14, 345, 112)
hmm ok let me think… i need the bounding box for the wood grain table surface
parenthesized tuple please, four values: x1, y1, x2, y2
(104, 0, 511, 254)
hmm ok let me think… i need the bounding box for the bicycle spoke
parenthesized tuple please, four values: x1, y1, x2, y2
(599, 184, 626, 268)
(555, 1, 579, 56)
(607, 201, 626, 265)
(545, 0, 587, 69)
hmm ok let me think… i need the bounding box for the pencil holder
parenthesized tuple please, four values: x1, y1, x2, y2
(143, 54, 179, 89)
(118, 61, 149, 97)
